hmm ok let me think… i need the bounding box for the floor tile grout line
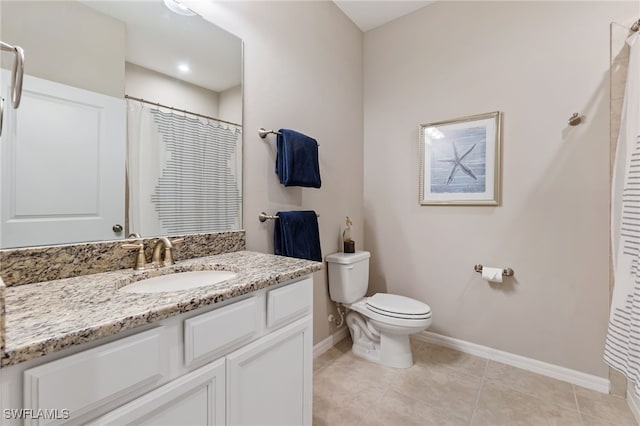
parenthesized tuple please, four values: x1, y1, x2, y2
(468, 358, 490, 426)
(468, 378, 485, 426)
(572, 384, 585, 426)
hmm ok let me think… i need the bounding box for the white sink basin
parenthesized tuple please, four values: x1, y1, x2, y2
(120, 270, 237, 294)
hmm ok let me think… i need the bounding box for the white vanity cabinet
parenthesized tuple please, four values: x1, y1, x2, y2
(3, 275, 313, 426)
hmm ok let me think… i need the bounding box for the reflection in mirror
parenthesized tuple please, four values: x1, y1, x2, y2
(0, 0, 243, 249)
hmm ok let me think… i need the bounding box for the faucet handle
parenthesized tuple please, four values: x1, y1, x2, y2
(163, 238, 185, 266)
(121, 242, 148, 271)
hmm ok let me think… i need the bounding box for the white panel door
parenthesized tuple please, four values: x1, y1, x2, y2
(226, 316, 313, 426)
(0, 71, 125, 248)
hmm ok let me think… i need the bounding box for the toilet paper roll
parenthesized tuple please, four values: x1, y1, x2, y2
(482, 266, 503, 283)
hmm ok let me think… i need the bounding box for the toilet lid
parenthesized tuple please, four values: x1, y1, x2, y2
(366, 293, 431, 320)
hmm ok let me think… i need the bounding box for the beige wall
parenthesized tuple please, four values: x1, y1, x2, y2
(187, 0, 364, 344)
(364, 1, 637, 377)
(0, 1, 125, 97)
(219, 85, 242, 125)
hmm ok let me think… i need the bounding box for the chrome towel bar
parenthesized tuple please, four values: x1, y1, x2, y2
(258, 128, 282, 139)
(474, 264, 514, 277)
(259, 128, 320, 146)
(259, 211, 320, 222)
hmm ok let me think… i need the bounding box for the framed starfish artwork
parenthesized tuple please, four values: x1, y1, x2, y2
(419, 111, 502, 205)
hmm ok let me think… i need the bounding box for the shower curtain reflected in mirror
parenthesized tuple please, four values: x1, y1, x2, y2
(605, 30, 640, 396)
(126, 100, 242, 238)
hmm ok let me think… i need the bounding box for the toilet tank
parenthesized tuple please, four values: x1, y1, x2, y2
(325, 251, 370, 304)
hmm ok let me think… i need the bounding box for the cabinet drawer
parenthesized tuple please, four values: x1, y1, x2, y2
(23, 328, 166, 426)
(184, 296, 259, 366)
(267, 277, 313, 329)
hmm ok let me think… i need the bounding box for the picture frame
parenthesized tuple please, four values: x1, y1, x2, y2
(419, 111, 502, 206)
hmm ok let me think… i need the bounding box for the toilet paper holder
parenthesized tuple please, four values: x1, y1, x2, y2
(474, 264, 514, 277)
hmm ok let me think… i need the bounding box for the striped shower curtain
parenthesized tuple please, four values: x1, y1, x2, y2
(604, 31, 640, 395)
(126, 101, 242, 237)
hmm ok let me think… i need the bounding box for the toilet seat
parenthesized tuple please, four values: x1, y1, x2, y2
(342, 291, 433, 368)
(366, 293, 431, 320)
(346, 294, 432, 329)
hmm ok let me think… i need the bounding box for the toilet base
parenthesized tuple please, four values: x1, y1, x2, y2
(351, 340, 380, 365)
(380, 333, 413, 368)
(346, 311, 415, 369)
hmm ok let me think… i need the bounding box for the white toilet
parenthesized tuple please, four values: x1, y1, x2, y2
(326, 251, 432, 368)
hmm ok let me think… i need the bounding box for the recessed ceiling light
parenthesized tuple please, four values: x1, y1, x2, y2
(178, 63, 190, 73)
(163, 0, 196, 16)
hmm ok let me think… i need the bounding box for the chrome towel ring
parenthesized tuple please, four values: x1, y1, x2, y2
(0, 41, 25, 138)
(0, 41, 24, 109)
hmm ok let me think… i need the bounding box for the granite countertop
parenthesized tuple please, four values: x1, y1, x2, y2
(1, 251, 322, 368)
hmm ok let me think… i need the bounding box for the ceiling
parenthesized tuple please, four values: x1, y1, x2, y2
(81, 0, 242, 93)
(333, 0, 434, 32)
(79, 0, 431, 91)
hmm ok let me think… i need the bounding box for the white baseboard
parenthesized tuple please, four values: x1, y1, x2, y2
(415, 331, 610, 394)
(627, 382, 640, 424)
(313, 327, 349, 358)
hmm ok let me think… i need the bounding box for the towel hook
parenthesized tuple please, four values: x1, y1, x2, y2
(568, 113, 582, 126)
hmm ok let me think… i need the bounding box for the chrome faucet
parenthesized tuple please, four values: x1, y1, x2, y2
(151, 237, 184, 267)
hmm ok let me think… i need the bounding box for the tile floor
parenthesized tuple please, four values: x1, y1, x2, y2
(313, 337, 638, 426)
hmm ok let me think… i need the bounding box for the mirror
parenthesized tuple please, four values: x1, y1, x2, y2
(0, 0, 243, 249)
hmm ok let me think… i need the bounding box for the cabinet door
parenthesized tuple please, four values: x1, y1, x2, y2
(89, 359, 225, 426)
(226, 316, 312, 426)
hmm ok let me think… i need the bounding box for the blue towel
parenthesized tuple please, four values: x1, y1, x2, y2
(276, 129, 321, 188)
(274, 211, 322, 261)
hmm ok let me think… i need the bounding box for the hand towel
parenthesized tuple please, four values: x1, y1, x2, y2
(276, 129, 321, 188)
(273, 211, 321, 261)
